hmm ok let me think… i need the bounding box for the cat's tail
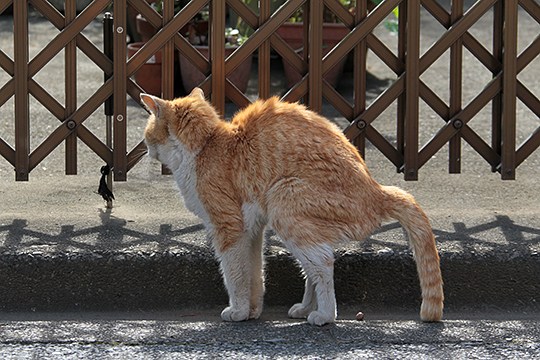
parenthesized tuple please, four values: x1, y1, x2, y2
(381, 185, 444, 322)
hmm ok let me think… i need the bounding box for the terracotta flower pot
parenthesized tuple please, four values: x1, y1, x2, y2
(135, 14, 158, 43)
(178, 46, 252, 94)
(127, 42, 163, 96)
(276, 22, 349, 88)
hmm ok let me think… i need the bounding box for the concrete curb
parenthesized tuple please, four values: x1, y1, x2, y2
(0, 248, 538, 312)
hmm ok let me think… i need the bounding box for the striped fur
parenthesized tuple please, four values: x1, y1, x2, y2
(142, 88, 444, 325)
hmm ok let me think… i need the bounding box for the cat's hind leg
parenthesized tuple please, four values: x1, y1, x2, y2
(267, 178, 340, 325)
(248, 222, 266, 319)
(284, 242, 337, 326)
(288, 276, 316, 319)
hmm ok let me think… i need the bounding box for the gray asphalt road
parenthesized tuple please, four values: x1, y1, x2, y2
(0, 309, 539, 359)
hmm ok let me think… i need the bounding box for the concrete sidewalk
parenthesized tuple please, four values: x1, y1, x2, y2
(1, 162, 539, 313)
(0, 7, 539, 316)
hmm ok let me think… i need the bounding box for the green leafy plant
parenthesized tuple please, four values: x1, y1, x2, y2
(150, 1, 245, 47)
(284, 0, 398, 32)
(371, 0, 399, 33)
(225, 28, 246, 47)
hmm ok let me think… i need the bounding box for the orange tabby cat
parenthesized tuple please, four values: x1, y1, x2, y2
(141, 88, 443, 326)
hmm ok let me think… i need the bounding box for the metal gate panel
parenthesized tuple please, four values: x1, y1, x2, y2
(0, 0, 538, 181)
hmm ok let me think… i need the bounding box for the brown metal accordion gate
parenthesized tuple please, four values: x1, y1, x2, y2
(0, 0, 538, 181)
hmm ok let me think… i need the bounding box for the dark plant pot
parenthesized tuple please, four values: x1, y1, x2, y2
(178, 46, 252, 94)
(127, 42, 162, 96)
(276, 22, 349, 88)
(135, 14, 158, 42)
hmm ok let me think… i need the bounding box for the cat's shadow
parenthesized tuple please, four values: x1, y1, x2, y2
(267, 213, 540, 256)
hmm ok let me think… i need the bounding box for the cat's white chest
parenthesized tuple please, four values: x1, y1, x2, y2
(171, 148, 210, 224)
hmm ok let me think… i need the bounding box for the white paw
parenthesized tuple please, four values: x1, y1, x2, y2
(307, 311, 335, 326)
(221, 306, 250, 322)
(288, 303, 313, 319)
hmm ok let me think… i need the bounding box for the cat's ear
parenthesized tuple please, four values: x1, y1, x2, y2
(140, 93, 165, 118)
(189, 87, 205, 100)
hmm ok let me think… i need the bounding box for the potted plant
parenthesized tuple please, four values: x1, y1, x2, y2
(129, 1, 252, 96)
(135, 0, 190, 42)
(178, 23, 253, 93)
(274, 0, 397, 88)
(127, 42, 164, 96)
(127, 0, 189, 96)
(276, 23, 349, 88)
(275, 1, 357, 88)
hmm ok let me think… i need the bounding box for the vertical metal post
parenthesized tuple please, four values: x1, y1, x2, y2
(308, 0, 323, 113)
(211, 0, 225, 113)
(14, 0, 29, 181)
(104, 12, 114, 208)
(352, 0, 367, 156)
(501, 0, 518, 180)
(258, 0, 271, 99)
(396, 0, 407, 173)
(301, 1, 309, 105)
(449, 0, 463, 173)
(113, 0, 127, 181)
(65, 0, 77, 175)
(404, 0, 420, 180)
(162, 0, 174, 100)
(161, 0, 175, 176)
(492, 0, 503, 173)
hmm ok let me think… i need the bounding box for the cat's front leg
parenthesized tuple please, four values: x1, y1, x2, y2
(215, 234, 252, 322)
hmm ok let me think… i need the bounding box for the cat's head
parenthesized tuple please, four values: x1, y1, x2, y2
(141, 88, 220, 164)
